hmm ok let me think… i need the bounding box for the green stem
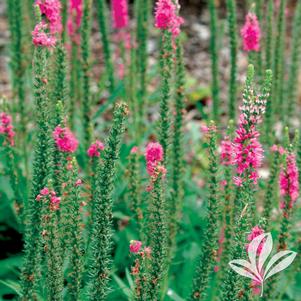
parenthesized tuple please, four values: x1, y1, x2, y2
(169, 38, 185, 256)
(190, 123, 219, 300)
(159, 31, 173, 158)
(146, 171, 168, 300)
(96, 0, 115, 93)
(286, 1, 301, 125)
(81, 0, 92, 150)
(209, 0, 220, 121)
(273, 0, 286, 120)
(86, 103, 128, 300)
(226, 0, 238, 120)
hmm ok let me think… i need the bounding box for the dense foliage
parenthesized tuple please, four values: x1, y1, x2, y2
(1, 0, 301, 300)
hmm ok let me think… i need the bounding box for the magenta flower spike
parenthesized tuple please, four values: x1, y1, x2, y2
(241, 13, 261, 52)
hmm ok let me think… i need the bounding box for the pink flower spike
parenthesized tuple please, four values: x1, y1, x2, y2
(51, 196, 61, 204)
(156, 165, 167, 177)
(233, 176, 243, 187)
(111, 0, 129, 29)
(87, 140, 105, 157)
(144, 246, 151, 258)
(251, 279, 262, 296)
(278, 146, 285, 155)
(67, 0, 83, 41)
(279, 154, 299, 209)
(145, 142, 164, 176)
(220, 180, 227, 187)
(32, 22, 57, 47)
(241, 13, 261, 52)
(145, 142, 164, 163)
(146, 184, 153, 192)
(200, 124, 209, 134)
(40, 187, 50, 195)
(0, 112, 15, 146)
(130, 146, 138, 154)
(36, 0, 62, 34)
(53, 126, 79, 153)
(75, 179, 83, 186)
(246, 225, 265, 255)
(50, 196, 60, 209)
(220, 138, 234, 165)
(155, 0, 183, 37)
(129, 240, 142, 253)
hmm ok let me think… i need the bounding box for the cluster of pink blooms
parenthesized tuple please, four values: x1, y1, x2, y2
(129, 240, 151, 257)
(87, 140, 105, 157)
(155, 0, 184, 37)
(233, 126, 264, 185)
(36, 0, 62, 33)
(270, 144, 285, 155)
(214, 227, 225, 273)
(75, 179, 83, 187)
(279, 154, 299, 210)
(246, 225, 265, 255)
(0, 112, 15, 146)
(67, 0, 83, 43)
(231, 94, 266, 186)
(220, 137, 234, 166)
(129, 240, 142, 253)
(32, 0, 62, 47)
(36, 187, 61, 210)
(111, 0, 129, 29)
(32, 21, 57, 47)
(241, 13, 261, 52)
(130, 146, 138, 154)
(53, 126, 78, 153)
(145, 142, 164, 176)
(240, 94, 266, 126)
(246, 225, 265, 295)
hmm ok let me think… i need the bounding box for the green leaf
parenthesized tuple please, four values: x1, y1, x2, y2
(112, 274, 132, 299)
(167, 289, 186, 301)
(93, 82, 125, 120)
(0, 280, 21, 296)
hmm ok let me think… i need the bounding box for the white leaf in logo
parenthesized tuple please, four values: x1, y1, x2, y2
(258, 233, 273, 274)
(229, 232, 297, 297)
(247, 233, 270, 274)
(229, 259, 261, 282)
(263, 250, 297, 281)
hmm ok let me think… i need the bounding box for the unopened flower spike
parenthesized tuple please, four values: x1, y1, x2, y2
(190, 121, 220, 300)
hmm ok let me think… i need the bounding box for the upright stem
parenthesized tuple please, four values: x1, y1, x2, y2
(286, 1, 301, 125)
(190, 123, 219, 300)
(226, 0, 238, 121)
(169, 38, 185, 255)
(21, 45, 50, 300)
(273, 0, 286, 120)
(265, 0, 273, 71)
(86, 103, 128, 300)
(146, 171, 168, 300)
(81, 0, 92, 150)
(209, 0, 220, 121)
(159, 31, 173, 158)
(136, 0, 150, 132)
(96, 0, 115, 93)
